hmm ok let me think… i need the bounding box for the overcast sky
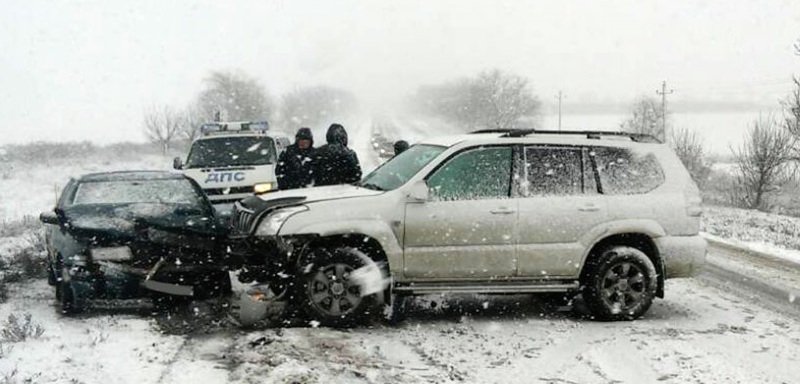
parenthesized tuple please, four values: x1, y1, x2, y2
(1, 0, 798, 144)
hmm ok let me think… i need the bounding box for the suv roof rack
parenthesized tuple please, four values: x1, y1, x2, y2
(468, 128, 661, 143)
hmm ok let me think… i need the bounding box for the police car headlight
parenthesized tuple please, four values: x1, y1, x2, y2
(253, 182, 274, 194)
(255, 206, 308, 237)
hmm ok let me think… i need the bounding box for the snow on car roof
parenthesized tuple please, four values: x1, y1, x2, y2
(78, 170, 187, 182)
(419, 132, 666, 149)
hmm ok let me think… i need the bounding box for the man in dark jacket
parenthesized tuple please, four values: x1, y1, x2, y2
(314, 123, 362, 186)
(276, 127, 315, 190)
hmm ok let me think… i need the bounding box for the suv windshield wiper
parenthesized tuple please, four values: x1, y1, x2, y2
(359, 182, 385, 191)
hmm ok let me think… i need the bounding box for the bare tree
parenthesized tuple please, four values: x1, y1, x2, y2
(669, 127, 712, 188)
(179, 105, 205, 143)
(781, 77, 800, 159)
(730, 117, 796, 210)
(414, 69, 540, 130)
(197, 70, 273, 122)
(143, 105, 182, 154)
(620, 96, 666, 140)
(280, 86, 358, 128)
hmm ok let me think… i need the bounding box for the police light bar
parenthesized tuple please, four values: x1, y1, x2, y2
(246, 121, 270, 132)
(200, 123, 224, 135)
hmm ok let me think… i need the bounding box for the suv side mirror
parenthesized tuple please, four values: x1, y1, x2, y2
(407, 180, 429, 202)
(39, 209, 61, 225)
(173, 157, 183, 170)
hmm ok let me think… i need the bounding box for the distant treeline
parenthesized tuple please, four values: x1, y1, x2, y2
(0, 141, 163, 164)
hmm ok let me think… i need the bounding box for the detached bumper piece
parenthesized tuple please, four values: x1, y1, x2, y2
(143, 258, 230, 299)
(143, 279, 194, 296)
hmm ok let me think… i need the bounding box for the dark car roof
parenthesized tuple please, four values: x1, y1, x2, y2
(77, 171, 187, 183)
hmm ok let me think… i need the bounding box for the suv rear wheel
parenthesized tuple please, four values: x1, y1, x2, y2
(583, 246, 657, 321)
(297, 246, 379, 327)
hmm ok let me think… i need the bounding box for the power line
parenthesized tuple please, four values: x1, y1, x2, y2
(657, 80, 674, 141)
(556, 91, 565, 131)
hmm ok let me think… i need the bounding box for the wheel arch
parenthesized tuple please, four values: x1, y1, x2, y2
(579, 233, 665, 298)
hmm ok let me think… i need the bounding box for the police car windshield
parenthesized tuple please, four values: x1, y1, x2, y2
(186, 136, 276, 168)
(361, 144, 446, 191)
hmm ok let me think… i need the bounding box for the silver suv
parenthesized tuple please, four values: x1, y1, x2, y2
(231, 129, 706, 325)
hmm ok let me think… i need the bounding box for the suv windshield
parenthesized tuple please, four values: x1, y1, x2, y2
(361, 144, 446, 191)
(185, 136, 276, 168)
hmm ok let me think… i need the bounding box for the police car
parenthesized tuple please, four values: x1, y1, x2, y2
(173, 121, 290, 205)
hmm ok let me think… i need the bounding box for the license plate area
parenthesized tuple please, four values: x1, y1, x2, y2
(91, 246, 133, 261)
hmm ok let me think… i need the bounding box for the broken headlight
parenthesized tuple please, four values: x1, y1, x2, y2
(254, 206, 308, 237)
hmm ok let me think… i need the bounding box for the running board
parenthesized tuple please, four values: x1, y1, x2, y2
(394, 281, 579, 295)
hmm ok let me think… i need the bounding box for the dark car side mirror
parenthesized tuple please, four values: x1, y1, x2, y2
(173, 157, 184, 170)
(39, 210, 61, 225)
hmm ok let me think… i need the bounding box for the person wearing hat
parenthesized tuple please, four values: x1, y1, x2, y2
(276, 127, 316, 190)
(393, 140, 409, 156)
(313, 123, 362, 186)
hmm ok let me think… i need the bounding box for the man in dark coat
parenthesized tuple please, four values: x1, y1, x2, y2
(314, 123, 362, 186)
(276, 127, 315, 190)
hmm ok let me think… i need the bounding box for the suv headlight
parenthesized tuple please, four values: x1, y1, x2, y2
(255, 206, 308, 237)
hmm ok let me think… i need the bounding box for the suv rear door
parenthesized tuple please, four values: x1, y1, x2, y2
(516, 146, 607, 278)
(403, 145, 518, 279)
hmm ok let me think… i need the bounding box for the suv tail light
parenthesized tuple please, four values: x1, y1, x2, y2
(684, 183, 702, 217)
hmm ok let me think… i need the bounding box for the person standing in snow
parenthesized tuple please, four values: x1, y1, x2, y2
(314, 123, 362, 186)
(276, 127, 316, 190)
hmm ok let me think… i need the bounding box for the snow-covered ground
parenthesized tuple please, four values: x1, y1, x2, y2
(2, 118, 800, 383)
(702, 205, 800, 265)
(1, 277, 799, 384)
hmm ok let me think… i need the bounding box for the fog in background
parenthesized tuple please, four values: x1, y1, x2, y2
(1, 0, 798, 145)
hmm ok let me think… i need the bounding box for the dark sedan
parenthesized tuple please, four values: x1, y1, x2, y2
(39, 171, 232, 313)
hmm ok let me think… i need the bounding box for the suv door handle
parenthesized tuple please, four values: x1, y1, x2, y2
(578, 204, 600, 212)
(490, 207, 515, 215)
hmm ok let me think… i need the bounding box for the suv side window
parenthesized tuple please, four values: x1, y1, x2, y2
(427, 146, 512, 201)
(590, 146, 664, 194)
(523, 146, 584, 196)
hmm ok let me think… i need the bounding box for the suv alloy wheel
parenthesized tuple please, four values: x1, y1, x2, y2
(297, 246, 379, 327)
(583, 246, 657, 321)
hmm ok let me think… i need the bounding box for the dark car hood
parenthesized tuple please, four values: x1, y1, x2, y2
(63, 203, 222, 245)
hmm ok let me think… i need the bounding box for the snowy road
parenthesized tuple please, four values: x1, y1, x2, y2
(2, 117, 799, 383)
(2, 267, 799, 383)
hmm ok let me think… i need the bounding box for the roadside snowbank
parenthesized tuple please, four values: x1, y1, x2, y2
(702, 205, 800, 261)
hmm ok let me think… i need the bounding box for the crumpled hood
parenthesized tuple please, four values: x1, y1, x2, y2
(257, 184, 382, 205)
(63, 204, 218, 244)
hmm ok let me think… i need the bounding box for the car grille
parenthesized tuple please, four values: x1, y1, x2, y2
(231, 203, 256, 236)
(205, 186, 253, 196)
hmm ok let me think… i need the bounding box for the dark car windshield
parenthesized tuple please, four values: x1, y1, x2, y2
(71, 179, 205, 208)
(185, 136, 276, 168)
(361, 144, 446, 191)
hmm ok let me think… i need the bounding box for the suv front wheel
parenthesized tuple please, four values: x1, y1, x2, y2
(297, 246, 379, 327)
(582, 246, 657, 321)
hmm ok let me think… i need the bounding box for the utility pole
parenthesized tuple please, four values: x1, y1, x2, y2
(556, 91, 565, 131)
(656, 80, 674, 142)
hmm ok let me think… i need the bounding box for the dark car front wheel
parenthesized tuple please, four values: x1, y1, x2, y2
(582, 246, 657, 321)
(297, 247, 380, 327)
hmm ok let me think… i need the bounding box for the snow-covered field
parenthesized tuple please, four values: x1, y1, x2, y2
(1, 118, 800, 383)
(0, 154, 170, 222)
(702, 205, 800, 264)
